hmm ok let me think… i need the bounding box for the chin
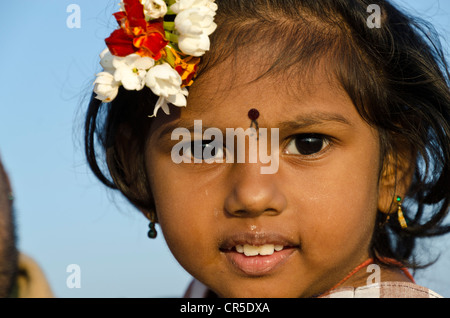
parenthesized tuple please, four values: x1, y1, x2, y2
(212, 280, 305, 298)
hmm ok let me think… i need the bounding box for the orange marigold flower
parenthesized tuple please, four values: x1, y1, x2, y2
(175, 56, 201, 87)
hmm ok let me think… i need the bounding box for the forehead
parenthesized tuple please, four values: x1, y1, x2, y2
(158, 53, 360, 129)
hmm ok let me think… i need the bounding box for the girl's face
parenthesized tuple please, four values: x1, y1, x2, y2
(145, 55, 383, 297)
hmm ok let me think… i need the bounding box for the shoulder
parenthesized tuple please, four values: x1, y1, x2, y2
(183, 279, 443, 298)
(16, 253, 54, 298)
(184, 279, 210, 298)
(319, 282, 443, 298)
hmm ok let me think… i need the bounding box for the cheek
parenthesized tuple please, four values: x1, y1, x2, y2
(286, 141, 380, 264)
(147, 157, 222, 276)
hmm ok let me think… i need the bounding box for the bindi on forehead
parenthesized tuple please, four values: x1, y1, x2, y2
(248, 108, 260, 121)
(248, 108, 260, 139)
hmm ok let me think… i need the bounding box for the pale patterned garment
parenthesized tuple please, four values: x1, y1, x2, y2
(184, 279, 443, 298)
(318, 282, 442, 298)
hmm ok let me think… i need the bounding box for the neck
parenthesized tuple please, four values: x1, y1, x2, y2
(321, 257, 415, 297)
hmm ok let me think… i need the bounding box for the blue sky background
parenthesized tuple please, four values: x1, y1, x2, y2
(0, 0, 449, 298)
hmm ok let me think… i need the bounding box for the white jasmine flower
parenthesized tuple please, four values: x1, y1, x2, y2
(113, 54, 155, 91)
(118, 1, 125, 12)
(141, 0, 168, 20)
(178, 33, 211, 56)
(151, 91, 188, 117)
(99, 48, 119, 74)
(145, 63, 183, 97)
(94, 72, 120, 103)
(145, 63, 189, 117)
(175, 6, 217, 36)
(171, 0, 218, 13)
(174, 6, 217, 56)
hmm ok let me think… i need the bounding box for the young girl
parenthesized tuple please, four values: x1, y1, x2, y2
(85, 0, 450, 298)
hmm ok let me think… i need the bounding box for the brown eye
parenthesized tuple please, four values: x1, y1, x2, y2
(285, 134, 330, 156)
(189, 140, 225, 161)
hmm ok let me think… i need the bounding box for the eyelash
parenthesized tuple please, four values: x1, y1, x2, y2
(181, 134, 333, 162)
(184, 140, 226, 161)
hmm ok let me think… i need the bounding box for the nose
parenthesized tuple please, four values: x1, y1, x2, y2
(224, 163, 287, 218)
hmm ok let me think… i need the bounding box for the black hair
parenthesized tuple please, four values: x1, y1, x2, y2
(0, 157, 18, 298)
(85, 0, 450, 270)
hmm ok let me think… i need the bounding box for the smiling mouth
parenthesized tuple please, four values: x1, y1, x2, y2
(219, 233, 299, 276)
(234, 244, 285, 256)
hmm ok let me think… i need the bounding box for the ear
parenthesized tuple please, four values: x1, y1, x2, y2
(377, 149, 415, 214)
(140, 207, 158, 223)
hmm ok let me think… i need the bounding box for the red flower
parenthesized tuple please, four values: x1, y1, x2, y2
(105, 0, 168, 60)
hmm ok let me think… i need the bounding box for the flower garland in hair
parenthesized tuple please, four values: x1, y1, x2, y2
(93, 0, 218, 117)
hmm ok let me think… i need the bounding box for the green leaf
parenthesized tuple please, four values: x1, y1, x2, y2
(165, 31, 179, 43)
(164, 47, 176, 67)
(163, 21, 175, 31)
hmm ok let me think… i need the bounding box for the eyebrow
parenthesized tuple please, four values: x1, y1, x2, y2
(276, 112, 352, 131)
(156, 112, 352, 140)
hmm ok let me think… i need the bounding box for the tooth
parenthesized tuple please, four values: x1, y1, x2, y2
(274, 245, 284, 252)
(241, 244, 278, 256)
(243, 245, 260, 256)
(259, 244, 275, 256)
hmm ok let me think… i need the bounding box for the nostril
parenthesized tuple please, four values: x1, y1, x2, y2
(263, 208, 280, 216)
(226, 209, 248, 217)
(224, 180, 287, 218)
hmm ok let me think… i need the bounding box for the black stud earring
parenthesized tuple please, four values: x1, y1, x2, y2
(148, 221, 157, 239)
(146, 209, 158, 239)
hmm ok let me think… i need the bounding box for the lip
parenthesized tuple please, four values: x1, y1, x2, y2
(219, 232, 299, 277)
